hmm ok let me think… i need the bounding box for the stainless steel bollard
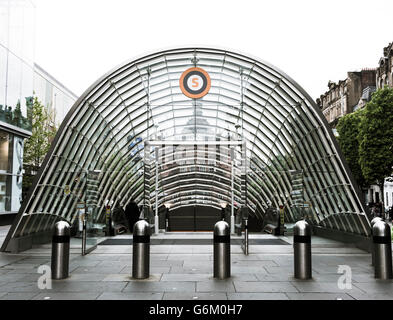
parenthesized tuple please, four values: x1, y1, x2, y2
(373, 220, 393, 279)
(370, 217, 383, 266)
(132, 220, 150, 279)
(213, 221, 230, 279)
(51, 221, 71, 280)
(293, 220, 312, 280)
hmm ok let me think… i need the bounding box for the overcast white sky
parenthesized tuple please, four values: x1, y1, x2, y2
(34, 0, 393, 100)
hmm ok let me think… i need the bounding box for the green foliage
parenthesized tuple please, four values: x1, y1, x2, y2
(336, 109, 366, 187)
(24, 97, 56, 168)
(23, 97, 58, 194)
(358, 87, 393, 187)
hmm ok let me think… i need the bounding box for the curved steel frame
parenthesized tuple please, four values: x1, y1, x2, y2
(2, 46, 370, 251)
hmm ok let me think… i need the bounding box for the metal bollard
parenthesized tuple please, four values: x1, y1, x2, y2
(293, 220, 312, 280)
(213, 221, 230, 279)
(370, 217, 383, 266)
(51, 221, 71, 280)
(132, 220, 151, 279)
(373, 220, 393, 279)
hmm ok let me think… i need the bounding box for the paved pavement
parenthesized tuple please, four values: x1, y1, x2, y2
(0, 227, 392, 300)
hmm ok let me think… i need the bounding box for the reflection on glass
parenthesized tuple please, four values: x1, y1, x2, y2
(0, 0, 34, 132)
(0, 131, 11, 173)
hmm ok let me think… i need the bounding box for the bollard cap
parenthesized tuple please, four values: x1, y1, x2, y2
(133, 219, 151, 236)
(54, 221, 71, 236)
(370, 217, 382, 226)
(294, 220, 311, 237)
(372, 220, 391, 238)
(214, 220, 230, 236)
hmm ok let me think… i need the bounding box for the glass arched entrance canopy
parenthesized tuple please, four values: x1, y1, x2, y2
(2, 47, 370, 252)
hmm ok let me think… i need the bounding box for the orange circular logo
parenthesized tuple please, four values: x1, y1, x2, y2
(179, 67, 211, 99)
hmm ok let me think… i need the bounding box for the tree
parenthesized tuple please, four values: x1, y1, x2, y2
(358, 87, 393, 211)
(23, 97, 57, 196)
(336, 109, 366, 188)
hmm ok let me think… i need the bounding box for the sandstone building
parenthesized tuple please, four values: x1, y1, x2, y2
(316, 70, 376, 129)
(376, 42, 393, 89)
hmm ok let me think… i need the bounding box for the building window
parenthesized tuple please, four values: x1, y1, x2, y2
(0, 174, 12, 212)
(0, 131, 12, 173)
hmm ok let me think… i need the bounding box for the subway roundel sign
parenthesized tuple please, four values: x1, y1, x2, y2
(179, 67, 211, 99)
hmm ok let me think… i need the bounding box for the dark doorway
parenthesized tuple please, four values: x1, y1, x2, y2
(168, 206, 221, 231)
(124, 200, 140, 232)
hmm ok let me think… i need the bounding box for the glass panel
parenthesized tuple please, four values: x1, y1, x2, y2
(0, 174, 12, 212)
(0, 131, 11, 173)
(0, 46, 7, 110)
(0, 1, 9, 48)
(84, 170, 103, 253)
(5, 52, 22, 112)
(3, 52, 32, 130)
(8, 0, 23, 58)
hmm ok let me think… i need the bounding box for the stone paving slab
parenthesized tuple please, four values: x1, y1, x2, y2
(1, 267, 50, 274)
(167, 254, 211, 261)
(163, 292, 227, 300)
(254, 273, 294, 282)
(123, 281, 196, 293)
(37, 273, 107, 282)
(161, 274, 211, 282)
(0, 272, 34, 282)
(346, 292, 393, 300)
(2, 263, 40, 270)
(120, 266, 171, 274)
(69, 260, 102, 267)
(14, 258, 50, 265)
(285, 292, 355, 300)
(264, 266, 295, 274)
(0, 233, 392, 300)
(196, 280, 236, 292)
(232, 260, 278, 267)
(71, 266, 124, 274)
(0, 292, 40, 300)
(71, 254, 126, 261)
(229, 274, 260, 281)
(312, 264, 373, 274)
(351, 274, 382, 283)
(102, 274, 162, 282)
(352, 281, 393, 294)
(232, 266, 269, 274)
(169, 266, 212, 274)
(0, 281, 65, 293)
(52, 281, 128, 293)
(291, 281, 366, 295)
(33, 292, 102, 300)
(227, 292, 289, 300)
(182, 260, 213, 268)
(233, 281, 299, 293)
(0, 255, 27, 267)
(97, 292, 163, 300)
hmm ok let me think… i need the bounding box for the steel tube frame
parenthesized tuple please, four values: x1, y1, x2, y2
(1, 47, 371, 253)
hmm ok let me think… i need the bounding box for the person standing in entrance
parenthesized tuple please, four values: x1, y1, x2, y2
(124, 199, 140, 232)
